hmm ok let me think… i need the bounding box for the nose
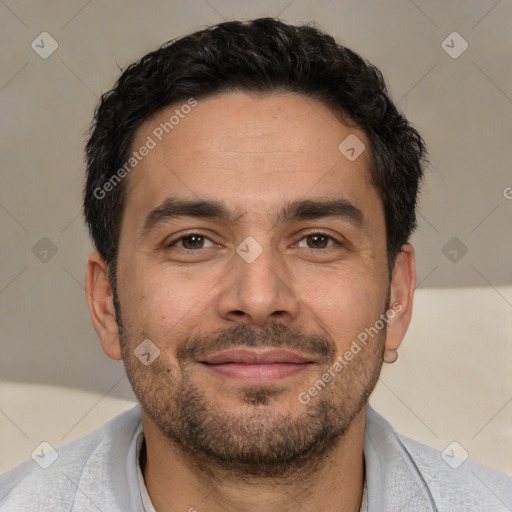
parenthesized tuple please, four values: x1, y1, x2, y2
(215, 241, 301, 327)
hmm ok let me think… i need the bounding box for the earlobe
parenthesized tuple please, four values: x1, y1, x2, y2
(384, 244, 416, 356)
(85, 252, 122, 360)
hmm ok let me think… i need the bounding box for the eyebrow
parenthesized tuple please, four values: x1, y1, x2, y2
(139, 196, 367, 239)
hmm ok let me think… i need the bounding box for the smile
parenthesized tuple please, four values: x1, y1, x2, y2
(199, 348, 315, 382)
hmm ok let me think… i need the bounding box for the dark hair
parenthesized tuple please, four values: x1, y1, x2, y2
(84, 17, 426, 287)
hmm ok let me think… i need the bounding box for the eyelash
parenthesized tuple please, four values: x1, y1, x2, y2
(165, 231, 342, 250)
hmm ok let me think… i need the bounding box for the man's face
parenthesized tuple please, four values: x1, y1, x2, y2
(114, 91, 391, 476)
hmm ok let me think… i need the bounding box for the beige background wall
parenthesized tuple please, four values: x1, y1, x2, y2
(1, 0, 511, 475)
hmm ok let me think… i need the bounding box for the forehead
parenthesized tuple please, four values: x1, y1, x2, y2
(122, 91, 380, 229)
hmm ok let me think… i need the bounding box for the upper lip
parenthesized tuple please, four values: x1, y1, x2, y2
(200, 348, 315, 365)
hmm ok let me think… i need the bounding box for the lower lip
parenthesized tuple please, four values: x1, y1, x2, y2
(201, 362, 312, 381)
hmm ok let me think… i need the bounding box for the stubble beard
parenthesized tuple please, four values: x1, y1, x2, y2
(119, 320, 385, 479)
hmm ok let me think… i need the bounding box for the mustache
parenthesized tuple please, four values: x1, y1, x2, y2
(176, 322, 335, 365)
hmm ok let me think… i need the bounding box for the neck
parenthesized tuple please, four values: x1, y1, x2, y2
(140, 407, 367, 512)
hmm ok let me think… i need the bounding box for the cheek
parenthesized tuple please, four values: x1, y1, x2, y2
(295, 265, 387, 346)
(119, 265, 218, 344)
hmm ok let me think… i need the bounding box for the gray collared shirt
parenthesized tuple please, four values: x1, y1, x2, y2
(1, 404, 510, 511)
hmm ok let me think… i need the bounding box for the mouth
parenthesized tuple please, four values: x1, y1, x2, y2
(198, 348, 315, 382)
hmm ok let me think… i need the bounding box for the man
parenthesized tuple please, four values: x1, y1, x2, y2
(0, 17, 510, 512)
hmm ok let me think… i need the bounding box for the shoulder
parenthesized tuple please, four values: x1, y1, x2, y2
(364, 405, 512, 511)
(0, 405, 141, 511)
(397, 434, 512, 511)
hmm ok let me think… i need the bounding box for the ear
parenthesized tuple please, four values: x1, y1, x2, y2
(85, 252, 122, 360)
(385, 243, 416, 353)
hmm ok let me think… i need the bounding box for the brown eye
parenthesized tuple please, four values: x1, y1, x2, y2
(169, 234, 215, 250)
(307, 234, 329, 248)
(181, 235, 204, 249)
(296, 233, 338, 249)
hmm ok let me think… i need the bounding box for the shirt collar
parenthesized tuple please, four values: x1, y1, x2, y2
(363, 405, 437, 511)
(134, 423, 156, 512)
